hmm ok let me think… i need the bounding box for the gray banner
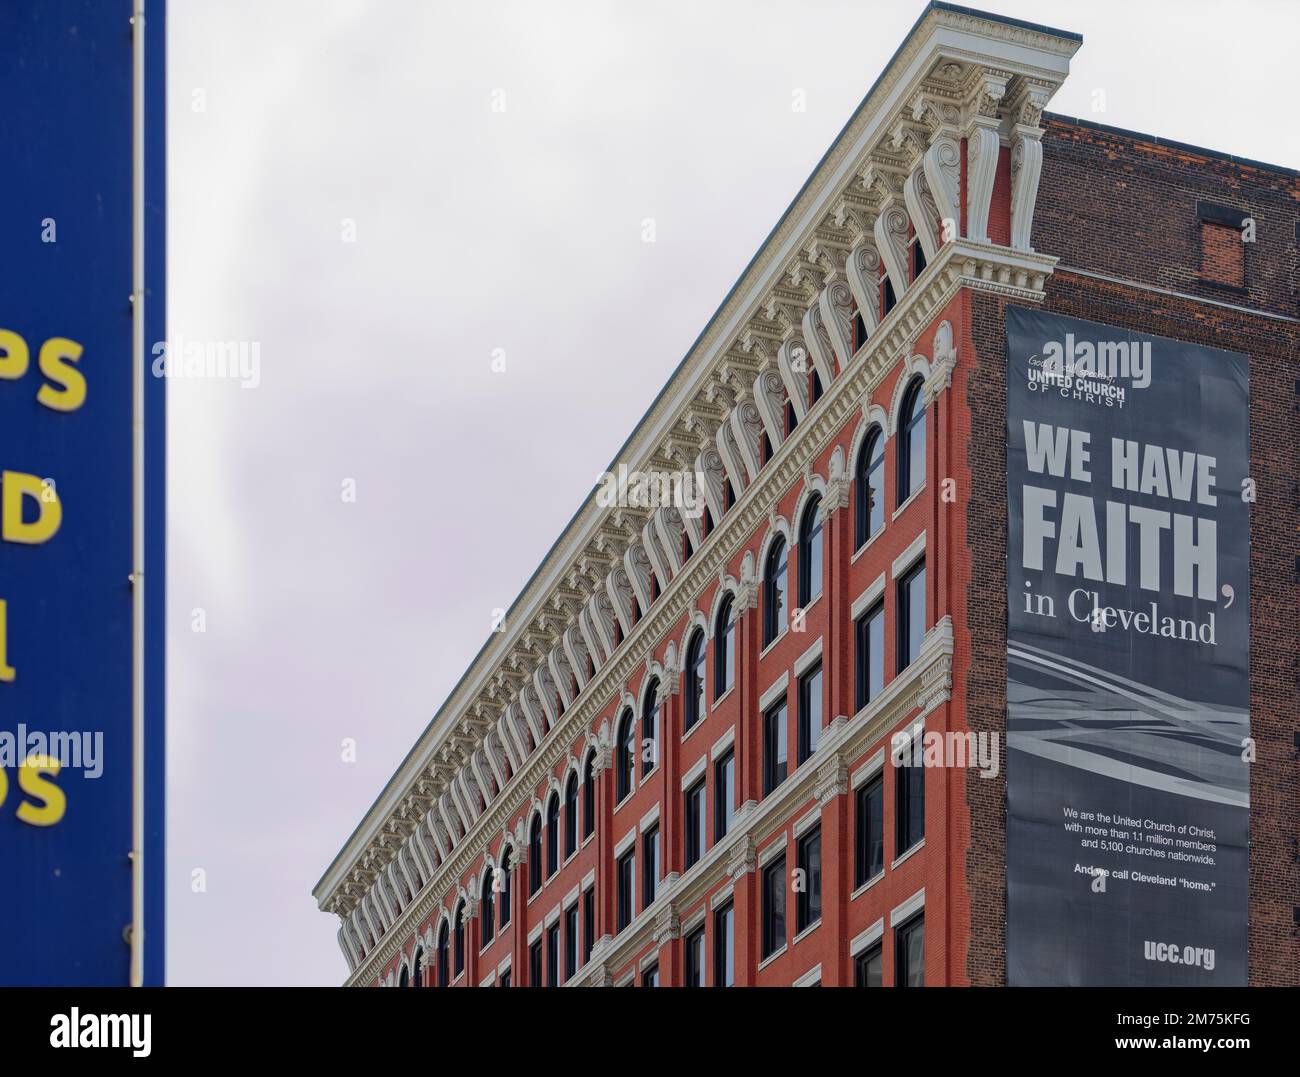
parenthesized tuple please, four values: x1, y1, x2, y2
(1005, 306, 1249, 986)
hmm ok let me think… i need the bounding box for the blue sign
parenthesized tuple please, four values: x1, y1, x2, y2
(0, 0, 165, 985)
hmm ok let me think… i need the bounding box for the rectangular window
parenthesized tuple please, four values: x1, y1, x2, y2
(898, 561, 926, 672)
(643, 825, 659, 909)
(546, 923, 559, 987)
(854, 943, 882, 987)
(529, 939, 542, 987)
(795, 826, 822, 933)
(642, 963, 659, 987)
(616, 850, 635, 932)
(797, 662, 822, 765)
(761, 855, 786, 959)
(714, 749, 735, 841)
(582, 888, 595, 966)
(897, 747, 925, 854)
(855, 601, 884, 711)
(762, 699, 787, 796)
(684, 780, 706, 869)
(499, 969, 511, 988)
(713, 902, 734, 987)
(896, 914, 925, 987)
(685, 926, 705, 987)
(854, 774, 884, 887)
(564, 904, 578, 982)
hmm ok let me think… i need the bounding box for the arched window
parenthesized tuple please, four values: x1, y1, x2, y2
(898, 377, 926, 504)
(499, 854, 512, 927)
(714, 595, 735, 700)
(641, 677, 659, 777)
(798, 496, 823, 606)
(684, 629, 706, 732)
(855, 427, 885, 548)
(582, 752, 596, 839)
(763, 536, 788, 646)
(564, 771, 579, 858)
(616, 707, 635, 802)
(528, 813, 542, 895)
(412, 948, 423, 987)
(399, 964, 409, 988)
(545, 793, 560, 877)
(453, 903, 465, 976)
(437, 920, 449, 986)
(481, 870, 495, 945)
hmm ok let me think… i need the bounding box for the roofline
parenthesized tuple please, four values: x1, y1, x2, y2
(313, 1, 1084, 901)
(1043, 112, 1300, 179)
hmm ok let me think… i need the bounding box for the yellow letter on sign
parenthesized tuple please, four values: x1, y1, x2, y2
(36, 337, 87, 412)
(0, 599, 13, 682)
(0, 329, 29, 380)
(1, 471, 62, 544)
(17, 755, 66, 827)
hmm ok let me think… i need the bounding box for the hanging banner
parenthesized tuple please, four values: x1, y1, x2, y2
(1005, 306, 1249, 986)
(0, 0, 165, 985)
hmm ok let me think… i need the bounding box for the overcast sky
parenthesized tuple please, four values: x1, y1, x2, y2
(165, 0, 1300, 985)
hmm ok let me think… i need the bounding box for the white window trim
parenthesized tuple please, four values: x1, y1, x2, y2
(710, 727, 735, 761)
(851, 748, 886, 789)
(793, 806, 821, 839)
(850, 917, 885, 956)
(682, 910, 706, 937)
(758, 624, 788, 660)
(497, 954, 512, 976)
(710, 882, 735, 910)
(759, 671, 789, 712)
(639, 804, 661, 833)
(793, 964, 822, 987)
(890, 529, 926, 579)
(889, 886, 926, 927)
(479, 970, 496, 987)
(892, 483, 926, 521)
(639, 951, 661, 973)
(851, 572, 887, 621)
(680, 755, 707, 792)
(614, 825, 637, 859)
(563, 884, 580, 909)
(544, 904, 562, 929)
(793, 636, 824, 678)
(892, 836, 926, 869)
(758, 833, 789, 868)
(528, 923, 543, 946)
(581, 868, 596, 890)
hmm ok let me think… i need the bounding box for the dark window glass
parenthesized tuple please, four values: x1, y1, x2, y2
(453, 904, 465, 975)
(684, 780, 706, 869)
(528, 939, 542, 987)
(785, 399, 797, 436)
(642, 964, 659, 987)
(896, 915, 925, 987)
(713, 903, 734, 987)
(810, 369, 823, 406)
(582, 888, 595, 965)
(564, 773, 579, 858)
(855, 775, 884, 887)
(528, 814, 542, 895)
(545, 794, 559, 877)
(897, 745, 925, 853)
(564, 905, 578, 981)
(399, 965, 409, 988)
(762, 699, 788, 796)
(684, 630, 706, 731)
(437, 922, 449, 986)
(911, 236, 927, 280)
(412, 948, 423, 988)
(641, 678, 659, 776)
(761, 856, 786, 959)
(616, 707, 635, 801)
(797, 662, 822, 765)
(854, 601, 884, 711)
(761, 432, 772, 465)
(583, 752, 596, 839)
(723, 480, 734, 511)
(685, 927, 705, 987)
(499, 969, 511, 988)
(898, 377, 926, 503)
(499, 858, 512, 926)
(546, 923, 559, 987)
(855, 943, 882, 987)
(883, 277, 896, 316)
(852, 310, 867, 351)
(898, 561, 926, 671)
(643, 825, 659, 908)
(763, 537, 788, 646)
(481, 871, 495, 945)
(714, 749, 734, 841)
(714, 596, 735, 699)
(616, 850, 635, 932)
(798, 497, 823, 606)
(855, 428, 885, 548)
(796, 826, 822, 933)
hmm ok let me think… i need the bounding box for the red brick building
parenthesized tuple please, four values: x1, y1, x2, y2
(314, 3, 1299, 987)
